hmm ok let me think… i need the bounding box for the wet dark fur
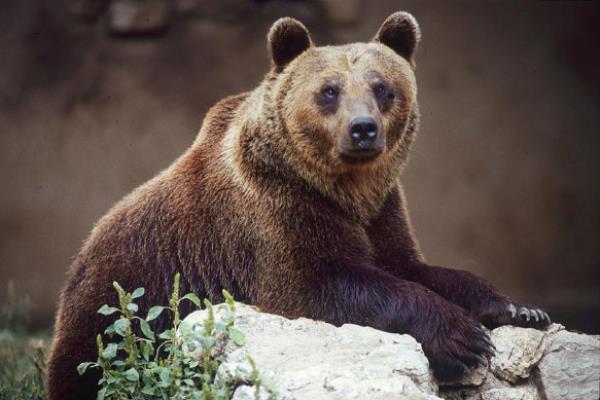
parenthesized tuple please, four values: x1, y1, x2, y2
(47, 13, 549, 400)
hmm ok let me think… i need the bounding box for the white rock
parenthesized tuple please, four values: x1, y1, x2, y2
(481, 387, 538, 400)
(537, 329, 600, 400)
(182, 303, 441, 400)
(490, 326, 546, 383)
(232, 385, 278, 400)
(181, 303, 599, 400)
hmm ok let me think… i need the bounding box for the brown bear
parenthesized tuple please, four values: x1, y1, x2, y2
(47, 12, 551, 400)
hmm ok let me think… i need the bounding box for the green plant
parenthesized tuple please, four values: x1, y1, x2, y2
(78, 274, 276, 400)
(0, 281, 48, 400)
(0, 281, 31, 334)
(0, 333, 47, 400)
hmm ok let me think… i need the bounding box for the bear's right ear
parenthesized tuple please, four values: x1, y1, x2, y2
(268, 17, 313, 71)
(373, 12, 421, 67)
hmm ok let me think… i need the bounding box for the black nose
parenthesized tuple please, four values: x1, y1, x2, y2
(349, 116, 378, 147)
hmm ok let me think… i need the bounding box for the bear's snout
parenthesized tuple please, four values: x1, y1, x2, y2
(350, 116, 378, 145)
(340, 116, 384, 161)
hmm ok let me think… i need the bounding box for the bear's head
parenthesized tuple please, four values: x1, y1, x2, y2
(267, 12, 420, 175)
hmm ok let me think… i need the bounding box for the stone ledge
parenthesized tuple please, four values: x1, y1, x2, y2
(181, 303, 600, 400)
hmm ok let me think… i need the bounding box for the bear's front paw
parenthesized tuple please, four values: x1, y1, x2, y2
(421, 310, 495, 380)
(478, 301, 551, 330)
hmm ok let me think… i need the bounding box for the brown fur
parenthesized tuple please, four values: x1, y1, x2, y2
(48, 12, 550, 399)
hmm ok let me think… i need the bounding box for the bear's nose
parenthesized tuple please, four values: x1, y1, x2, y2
(349, 117, 378, 148)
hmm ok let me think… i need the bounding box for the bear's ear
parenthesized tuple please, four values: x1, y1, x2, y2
(268, 17, 313, 71)
(373, 12, 421, 67)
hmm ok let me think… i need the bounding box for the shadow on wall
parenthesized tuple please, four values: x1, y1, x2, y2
(0, 0, 599, 333)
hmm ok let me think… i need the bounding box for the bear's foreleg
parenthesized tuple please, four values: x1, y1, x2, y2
(410, 264, 551, 329)
(258, 252, 494, 379)
(367, 187, 551, 330)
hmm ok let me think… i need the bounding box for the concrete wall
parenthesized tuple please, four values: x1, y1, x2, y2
(1, 0, 598, 332)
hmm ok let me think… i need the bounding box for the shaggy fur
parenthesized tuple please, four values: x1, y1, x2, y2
(47, 12, 550, 400)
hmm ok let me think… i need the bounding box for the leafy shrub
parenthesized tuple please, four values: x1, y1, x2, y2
(0, 281, 48, 400)
(78, 273, 276, 400)
(0, 334, 47, 400)
(0, 281, 31, 334)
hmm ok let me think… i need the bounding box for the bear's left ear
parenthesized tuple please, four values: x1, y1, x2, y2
(373, 12, 421, 67)
(268, 17, 313, 71)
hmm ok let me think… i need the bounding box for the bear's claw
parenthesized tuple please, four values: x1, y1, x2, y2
(478, 302, 551, 330)
(507, 303, 551, 326)
(519, 307, 531, 321)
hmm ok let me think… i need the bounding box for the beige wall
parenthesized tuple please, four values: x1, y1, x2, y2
(1, 1, 598, 332)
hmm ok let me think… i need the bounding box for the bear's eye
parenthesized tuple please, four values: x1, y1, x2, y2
(374, 83, 387, 97)
(371, 79, 395, 112)
(315, 82, 341, 113)
(321, 85, 338, 101)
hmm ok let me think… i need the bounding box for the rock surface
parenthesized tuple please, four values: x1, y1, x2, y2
(537, 329, 600, 400)
(488, 326, 546, 383)
(181, 303, 600, 400)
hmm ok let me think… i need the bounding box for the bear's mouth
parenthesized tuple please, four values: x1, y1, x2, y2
(339, 148, 383, 164)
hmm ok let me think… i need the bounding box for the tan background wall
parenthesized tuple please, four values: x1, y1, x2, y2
(1, 0, 598, 332)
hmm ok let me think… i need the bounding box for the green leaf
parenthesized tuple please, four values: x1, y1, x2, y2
(102, 343, 118, 360)
(139, 318, 155, 340)
(180, 293, 201, 307)
(158, 329, 175, 340)
(131, 287, 145, 299)
(98, 387, 107, 400)
(222, 289, 235, 309)
(178, 319, 193, 337)
(215, 322, 227, 332)
(126, 303, 138, 313)
(114, 318, 131, 335)
(77, 362, 95, 375)
(159, 368, 171, 385)
(124, 368, 139, 382)
(229, 328, 245, 346)
(141, 386, 156, 395)
(141, 341, 153, 361)
(97, 305, 120, 316)
(197, 335, 215, 351)
(146, 306, 164, 322)
(104, 324, 115, 335)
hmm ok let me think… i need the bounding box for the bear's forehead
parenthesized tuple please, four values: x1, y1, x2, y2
(298, 43, 407, 78)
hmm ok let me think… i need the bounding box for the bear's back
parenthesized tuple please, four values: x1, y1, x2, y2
(65, 92, 255, 304)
